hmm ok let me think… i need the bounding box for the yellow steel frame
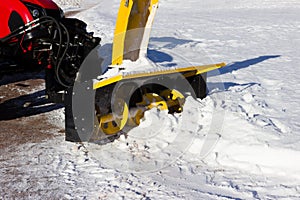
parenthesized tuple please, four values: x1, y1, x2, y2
(93, 62, 226, 90)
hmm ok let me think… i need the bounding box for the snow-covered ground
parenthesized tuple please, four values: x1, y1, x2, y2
(1, 0, 300, 199)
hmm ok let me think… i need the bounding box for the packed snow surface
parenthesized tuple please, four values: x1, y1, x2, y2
(1, 0, 300, 199)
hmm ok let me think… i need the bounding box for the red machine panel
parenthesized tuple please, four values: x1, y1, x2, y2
(21, 0, 59, 10)
(0, 0, 33, 39)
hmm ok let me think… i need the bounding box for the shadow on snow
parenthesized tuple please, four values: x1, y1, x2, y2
(149, 37, 197, 49)
(208, 55, 280, 92)
(0, 90, 63, 121)
(218, 55, 281, 75)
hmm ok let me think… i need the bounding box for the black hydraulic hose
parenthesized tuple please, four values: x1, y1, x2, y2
(0, 16, 70, 87)
(0, 15, 74, 88)
(30, 17, 71, 88)
(55, 21, 71, 88)
(1, 16, 61, 43)
(0, 18, 41, 42)
(0, 16, 64, 66)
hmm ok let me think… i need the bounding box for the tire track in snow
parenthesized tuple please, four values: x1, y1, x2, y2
(1, 133, 191, 199)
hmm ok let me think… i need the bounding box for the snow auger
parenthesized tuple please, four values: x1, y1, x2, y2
(0, 0, 100, 102)
(65, 0, 226, 142)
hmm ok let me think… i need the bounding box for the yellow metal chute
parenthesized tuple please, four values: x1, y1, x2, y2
(112, 0, 159, 65)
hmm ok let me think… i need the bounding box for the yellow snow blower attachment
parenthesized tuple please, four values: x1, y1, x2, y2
(65, 0, 226, 142)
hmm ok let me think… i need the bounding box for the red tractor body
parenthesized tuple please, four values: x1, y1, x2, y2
(0, 1, 33, 38)
(22, 0, 59, 9)
(0, 0, 100, 102)
(0, 0, 61, 38)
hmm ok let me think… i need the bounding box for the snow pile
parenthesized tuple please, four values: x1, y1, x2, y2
(87, 96, 216, 173)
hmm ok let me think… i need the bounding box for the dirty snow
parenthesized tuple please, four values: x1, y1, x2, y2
(1, 0, 300, 199)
